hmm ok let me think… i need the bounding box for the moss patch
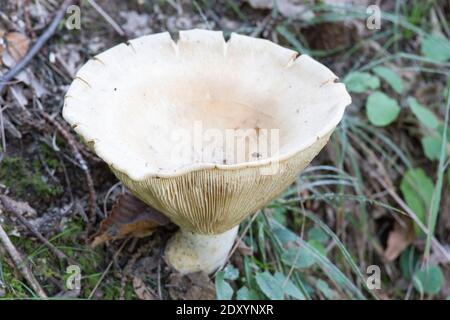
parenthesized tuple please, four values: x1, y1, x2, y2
(0, 155, 62, 200)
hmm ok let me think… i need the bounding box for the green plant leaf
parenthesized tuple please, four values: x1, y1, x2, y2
(274, 273, 305, 300)
(408, 97, 439, 129)
(344, 72, 380, 93)
(236, 286, 261, 300)
(372, 66, 403, 94)
(316, 279, 336, 299)
(281, 247, 316, 269)
(413, 264, 444, 295)
(272, 225, 298, 244)
(307, 227, 329, 244)
(437, 124, 450, 143)
(366, 91, 400, 126)
(223, 264, 239, 281)
(421, 34, 450, 62)
(399, 246, 419, 280)
(307, 239, 327, 256)
(448, 169, 450, 188)
(270, 219, 366, 299)
(400, 168, 434, 236)
(215, 271, 233, 300)
(421, 136, 443, 160)
(424, 73, 450, 262)
(271, 206, 288, 226)
(255, 272, 284, 300)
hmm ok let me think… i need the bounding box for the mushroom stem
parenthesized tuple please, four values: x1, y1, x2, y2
(165, 226, 239, 274)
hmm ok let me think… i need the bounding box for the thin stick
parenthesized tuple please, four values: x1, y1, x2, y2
(39, 111, 97, 235)
(0, 195, 74, 264)
(0, 218, 47, 298)
(86, 0, 125, 36)
(0, 0, 72, 94)
(88, 238, 130, 299)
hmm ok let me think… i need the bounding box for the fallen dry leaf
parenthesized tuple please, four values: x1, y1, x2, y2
(302, 21, 360, 51)
(9, 67, 48, 97)
(168, 272, 216, 300)
(237, 239, 253, 256)
(384, 219, 415, 261)
(246, 0, 314, 19)
(0, 32, 30, 65)
(414, 83, 443, 107)
(378, 292, 391, 300)
(91, 192, 170, 247)
(0, 35, 48, 98)
(132, 276, 157, 300)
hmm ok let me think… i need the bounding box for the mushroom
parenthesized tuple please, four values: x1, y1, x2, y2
(63, 29, 351, 274)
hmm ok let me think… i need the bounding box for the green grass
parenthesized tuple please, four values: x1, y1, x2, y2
(425, 77, 450, 259)
(0, 219, 133, 300)
(0, 155, 63, 200)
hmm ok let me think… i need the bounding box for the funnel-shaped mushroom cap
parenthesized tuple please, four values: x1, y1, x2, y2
(63, 29, 351, 234)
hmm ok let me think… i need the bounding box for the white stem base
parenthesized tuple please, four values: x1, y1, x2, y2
(165, 226, 239, 274)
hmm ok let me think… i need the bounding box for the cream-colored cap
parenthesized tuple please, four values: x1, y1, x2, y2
(63, 29, 351, 234)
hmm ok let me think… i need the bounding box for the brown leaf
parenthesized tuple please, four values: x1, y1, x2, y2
(132, 276, 157, 300)
(384, 219, 415, 261)
(237, 239, 253, 256)
(91, 192, 169, 247)
(168, 272, 216, 300)
(302, 21, 360, 52)
(246, 0, 314, 19)
(415, 83, 442, 107)
(378, 292, 391, 300)
(0, 32, 30, 65)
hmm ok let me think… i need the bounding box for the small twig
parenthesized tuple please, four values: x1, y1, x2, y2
(26, 109, 100, 164)
(157, 255, 162, 299)
(0, 105, 7, 153)
(89, 237, 130, 299)
(0, 195, 74, 264)
(0, 216, 47, 298)
(103, 181, 123, 218)
(24, 0, 37, 40)
(86, 0, 125, 36)
(0, 0, 72, 94)
(39, 111, 97, 235)
(59, 119, 101, 163)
